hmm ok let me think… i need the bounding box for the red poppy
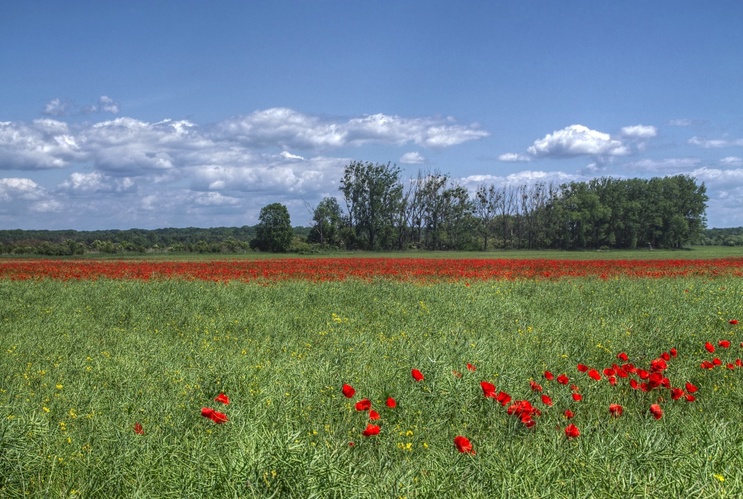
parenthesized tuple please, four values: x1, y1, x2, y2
(355, 399, 372, 411)
(369, 409, 380, 420)
(529, 380, 543, 392)
(544, 371, 554, 380)
(730, 319, 739, 325)
(480, 381, 497, 398)
(466, 363, 476, 372)
(649, 404, 663, 420)
(685, 382, 698, 393)
(700, 361, 714, 369)
(670, 387, 685, 400)
(705, 342, 715, 353)
(713, 357, 722, 366)
(637, 369, 649, 379)
(608, 376, 617, 386)
(201, 407, 228, 424)
(587, 369, 601, 381)
(660, 351, 671, 361)
(736, 359, 743, 367)
(495, 391, 512, 406)
(341, 384, 356, 398)
(557, 374, 570, 385)
(718, 340, 731, 348)
(609, 404, 623, 417)
(650, 358, 667, 372)
(617, 352, 629, 362)
(362, 423, 380, 436)
(133, 422, 144, 435)
(454, 435, 475, 454)
(564, 424, 580, 438)
(577, 364, 588, 372)
(602, 368, 615, 377)
(563, 409, 575, 419)
(412, 369, 424, 382)
(685, 394, 696, 402)
(572, 393, 583, 401)
(670, 347, 678, 358)
(385, 397, 397, 408)
(541, 394, 553, 406)
(629, 379, 639, 390)
(214, 393, 230, 405)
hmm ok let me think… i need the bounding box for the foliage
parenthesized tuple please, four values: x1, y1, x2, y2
(250, 203, 294, 253)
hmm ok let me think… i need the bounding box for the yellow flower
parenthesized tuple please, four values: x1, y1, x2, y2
(714, 474, 725, 482)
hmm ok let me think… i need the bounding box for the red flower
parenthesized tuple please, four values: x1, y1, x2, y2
(411, 369, 424, 382)
(705, 342, 715, 353)
(685, 381, 698, 393)
(480, 381, 497, 398)
(563, 409, 575, 419)
(341, 384, 355, 398)
(133, 422, 144, 435)
(587, 369, 601, 381)
(649, 404, 663, 420)
(454, 435, 475, 454)
(617, 352, 629, 362)
(495, 391, 512, 406)
(609, 404, 623, 417)
(214, 393, 230, 405)
(369, 409, 380, 420)
(541, 394, 553, 407)
(729, 319, 739, 325)
(201, 407, 228, 424)
(362, 423, 380, 437)
(565, 424, 580, 438)
(529, 380, 543, 392)
(718, 340, 731, 348)
(556, 374, 570, 385)
(385, 397, 397, 408)
(700, 361, 714, 369)
(572, 393, 583, 402)
(713, 357, 722, 366)
(577, 364, 588, 373)
(544, 371, 554, 381)
(466, 363, 476, 372)
(355, 399, 372, 411)
(670, 387, 685, 400)
(670, 347, 678, 358)
(602, 367, 615, 377)
(629, 379, 639, 389)
(660, 351, 671, 361)
(650, 358, 667, 372)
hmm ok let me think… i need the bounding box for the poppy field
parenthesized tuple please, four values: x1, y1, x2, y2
(1, 257, 743, 497)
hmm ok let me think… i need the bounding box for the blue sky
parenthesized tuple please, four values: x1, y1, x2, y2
(2, 1, 742, 230)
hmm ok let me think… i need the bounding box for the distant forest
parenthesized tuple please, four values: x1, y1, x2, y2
(0, 165, 730, 256)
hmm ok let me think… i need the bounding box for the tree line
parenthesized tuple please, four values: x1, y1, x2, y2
(0, 161, 715, 255)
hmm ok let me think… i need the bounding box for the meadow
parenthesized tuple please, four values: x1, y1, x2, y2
(1, 255, 743, 497)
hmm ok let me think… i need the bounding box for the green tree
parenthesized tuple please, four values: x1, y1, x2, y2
(250, 203, 293, 252)
(308, 197, 344, 248)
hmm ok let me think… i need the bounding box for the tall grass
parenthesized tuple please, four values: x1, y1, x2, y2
(1, 277, 742, 497)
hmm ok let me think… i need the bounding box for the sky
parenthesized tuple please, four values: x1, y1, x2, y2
(1, 1, 742, 230)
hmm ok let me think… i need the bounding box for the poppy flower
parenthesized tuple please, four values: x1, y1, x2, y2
(685, 394, 696, 402)
(341, 384, 355, 398)
(602, 368, 615, 377)
(355, 399, 372, 411)
(671, 388, 685, 400)
(629, 379, 639, 390)
(563, 409, 575, 419)
(564, 424, 580, 438)
(718, 340, 731, 348)
(649, 404, 663, 420)
(544, 371, 554, 381)
(587, 369, 601, 381)
(650, 358, 667, 372)
(660, 351, 671, 361)
(214, 393, 230, 405)
(577, 364, 588, 373)
(736, 359, 743, 367)
(670, 347, 677, 358)
(713, 357, 722, 366)
(466, 363, 476, 372)
(572, 393, 583, 401)
(685, 382, 698, 393)
(705, 342, 715, 353)
(411, 369, 424, 382)
(609, 404, 623, 417)
(556, 374, 570, 385)
(133, 422, 144, 435)
(617, 352, 629, 362)
(369, 409, 380, 420)
(385, 397, 397, 408)
(608, 376, 617, 386)
(730, 319, 739, 325)
(529, 380, 543, 392)
(454, 435, 475, 454)
(480, 381, 497, 398)
(495, 391, 512, 406)
(201, 407, 228, 424)
(700, 361, 714, 369)
(541, 394, 553, 406)
(362, 424, 380, 437)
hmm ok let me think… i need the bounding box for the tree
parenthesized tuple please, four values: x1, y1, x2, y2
(308, 197, 344, 248)
(340, 161, 403, 250)
(250, 203, 293, 252)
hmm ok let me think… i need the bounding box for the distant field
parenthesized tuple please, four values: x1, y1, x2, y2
(1, 256, 742, 497)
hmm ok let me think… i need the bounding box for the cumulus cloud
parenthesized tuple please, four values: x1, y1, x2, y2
(498, 152, 531, 162)
(620, 125, 657, 139)
(400, 151, 425, 164)
(0, 119, 82, 169)
(527, 125, 630, 158)
(58, 171, 136, 194)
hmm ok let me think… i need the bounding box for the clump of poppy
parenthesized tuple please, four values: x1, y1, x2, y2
(565, 424, 580, 438)
(201, 407, 228, 424)
(454, 435, 475, 454)
(411, 369, 424, 382)
(341, 384, 355, 398)
(362, 424, 380, 437)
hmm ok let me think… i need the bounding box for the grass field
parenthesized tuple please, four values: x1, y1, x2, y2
(1, 259, 743, 497)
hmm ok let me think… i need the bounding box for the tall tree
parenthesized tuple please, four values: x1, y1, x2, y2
(250, 203, 293, 252)
(307, 197, 344, 248)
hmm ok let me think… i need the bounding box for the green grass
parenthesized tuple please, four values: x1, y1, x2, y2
(1, 276, 743, 497)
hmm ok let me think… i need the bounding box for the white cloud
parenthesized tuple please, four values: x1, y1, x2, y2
(720, 156, 743, 167)
(58, 171, 136, 194)
(689, 136, 743, 148)
(97, 96, 120, 114)
(622, 157, 702, 172)
(43, 98, 70, 117)
(0, 177, 46, 202)
(400, 151, 425, 164)
(527, 125, 630, 158)
(498, 152, 531, 162)
(0, 119, 82, 169)
(620, 125, 657, 139)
